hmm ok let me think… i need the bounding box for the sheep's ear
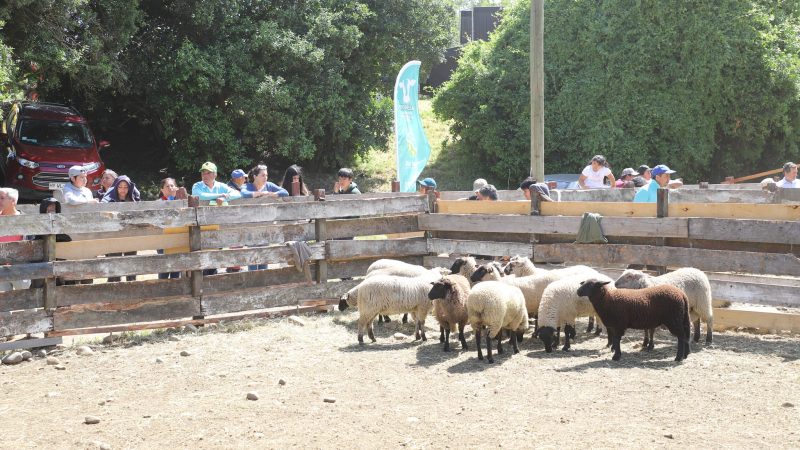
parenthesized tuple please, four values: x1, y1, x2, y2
(430, 281, 435, 285)
(579, 280, 586, 285)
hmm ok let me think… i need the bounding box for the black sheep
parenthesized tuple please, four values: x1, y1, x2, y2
(576, 279, 690, 362)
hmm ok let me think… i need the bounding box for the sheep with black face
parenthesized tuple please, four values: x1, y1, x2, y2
(428, 274, 471, 351)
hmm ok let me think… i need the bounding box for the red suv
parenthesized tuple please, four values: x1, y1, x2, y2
(1, 101, 109, 200)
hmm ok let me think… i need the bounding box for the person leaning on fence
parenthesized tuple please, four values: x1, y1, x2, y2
(579, 155, 615, 189)
(464, 178, 488, 200)
(633, 164, 679, 203)
(476, 184, 498, 201)
(155, 178, 182, 279)
(417, 177, 440, 198)
(228, 169, 247, 192)
(63, 165, 99, 205)
(241, 164, 289, 198)
(280, 164, 310, 196)
(615, 168, 639, 187)
(333, 168, 361, 194)
(32, 198, 88, 286)
(94, 169, 118, 200)
(0, 187, 32, 292)
(101, 175, 141, 281)
(776, 162, 800, 188)
(191, 161, 242, 205)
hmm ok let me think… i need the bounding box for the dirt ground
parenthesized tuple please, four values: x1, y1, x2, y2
(1, 311, 799, 449)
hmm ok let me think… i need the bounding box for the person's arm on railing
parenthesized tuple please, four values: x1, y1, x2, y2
(266, 182, 289, 197)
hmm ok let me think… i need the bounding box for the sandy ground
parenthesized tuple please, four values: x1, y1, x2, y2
(1, 312, 799, 449)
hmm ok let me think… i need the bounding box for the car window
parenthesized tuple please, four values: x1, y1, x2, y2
(19, 119, 93, 148)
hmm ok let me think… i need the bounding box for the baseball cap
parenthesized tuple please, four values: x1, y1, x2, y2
(472, 178, 488, 192)
(231, 169, 246, 179)
(199, 161, 218, 173)
(620, 168, 639, 177)
(417, 178, 437, 189)
(651, 165, 676, 176)
(68, 165, 87, 177)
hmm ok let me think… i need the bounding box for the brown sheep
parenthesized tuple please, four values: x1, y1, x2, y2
(428, 274, 471, 351)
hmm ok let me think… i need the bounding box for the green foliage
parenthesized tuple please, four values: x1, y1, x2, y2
(433, 0, 800, 182)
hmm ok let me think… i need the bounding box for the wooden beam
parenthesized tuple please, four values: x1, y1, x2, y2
(0, 262, 53, 284)
(428, 238, 533, 258)
(709, 279, 800, 308)
(325, 238, 427, 261)
(541, 202, 657, 217)
(57, 199, 189, 214)
(0, 288, 44, 313)
(54, 233, 190, 260)
(0, 213, 54, 236)
(533, 243, 800, 277)
(436, 200, 529, 215)
(51, 208, 198, 234)
(201, 279, 359, 315)
(713, 308, 800, 333)
(202, 266, 312, 294)
(0, 336, 62, 351)
(688, 218, 800, 245)
(0, 240, 44, 264)
(56, 278, 192, 307)
(669, 203, 800, 220)
(202, 223, 313, 248)
(0, 309, 53, 336)
(53, 297, 201, 330)
(438, 190, 526, 201)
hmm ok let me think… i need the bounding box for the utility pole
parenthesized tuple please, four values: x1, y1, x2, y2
(530, 0, 545, 181)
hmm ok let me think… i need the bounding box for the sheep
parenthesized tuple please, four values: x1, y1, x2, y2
(364, 260, 450, 323)
(614, 268, 713, 344)
(576, 279, 691, 362)
(537, 272, 611, 353)
(427, 274, 471, 351)
(466, 281, 529, 363)
(470, 263, 597, 336)
(503, 255, 536, 277)
(338, 274, 435, 345)
(450, 257, 506, 285)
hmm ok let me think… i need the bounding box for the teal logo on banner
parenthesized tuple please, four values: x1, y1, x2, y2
(394, 61, 431, 193)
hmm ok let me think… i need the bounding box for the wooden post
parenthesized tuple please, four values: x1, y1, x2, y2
(530, 191, 541, 216)
(391, 181, 400, 192)
(426, 189, 437, 214)
(699, 182, 709, 189)
(291, 180, 300, 196)
(188, 196, 204, 319)
(42, 234, 57, 310)
(530, 0, 545, 181)
(654, 188, 669, 274)
(314, 190, 327, 283)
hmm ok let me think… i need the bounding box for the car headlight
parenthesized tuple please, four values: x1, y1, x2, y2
(16, 156, 39, 169)
(83, 162, 101, 172)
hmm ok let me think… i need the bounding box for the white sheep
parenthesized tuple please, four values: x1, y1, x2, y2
(450, 257, 506, 285)
(614, 268, 713, 344)
(503, 255, 536, 277)
(537, 272, 610, 353)
(366, 258, 421, 274)
(365, 261, 449, 323)
(338, 274, 434, 345)
(470, 263, 598, 335)
(467, 281, 529, 363)
(428, 274, 471, 351)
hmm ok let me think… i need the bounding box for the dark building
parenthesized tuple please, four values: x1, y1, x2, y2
(426, 6, 502, 89)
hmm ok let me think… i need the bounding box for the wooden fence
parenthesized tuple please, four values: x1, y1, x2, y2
(1, 187, 799, 347)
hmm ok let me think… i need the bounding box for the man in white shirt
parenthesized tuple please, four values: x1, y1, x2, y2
(776, 162, 800, 188)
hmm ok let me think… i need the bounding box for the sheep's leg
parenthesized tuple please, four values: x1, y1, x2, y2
(586, 316, 595, 333)
(418, 316, 427, 341)
(611, 334, 623, 361)
(705, 318, 713, 344)
(562, 325, 575, 351)
(510, 329, 520, 354)
(458, 323, 468, 350)
(443, 326, 451, 352)
(554, 327, 561, 348)
(594, 325, 603, 336)
(402, 313, 408, 324)
(475, 327, 484, 360)
(675, 335, 686, 361)
(532, 315, 539, 337)
(495, 333, 504, 354)
(439, 325, 445, 343)
(693, 318, 701, 343)
(367, 321, 376, 343)
(485, 331, 494, 364)
(357, 317, 368, 345)
(647, 329, 655, 351)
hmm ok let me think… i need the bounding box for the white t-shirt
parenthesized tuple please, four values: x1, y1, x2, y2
(776, 178, 800, 188)
(581, 165, 612, 188)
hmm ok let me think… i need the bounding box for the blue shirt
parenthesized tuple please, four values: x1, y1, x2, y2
(633, 180, 662, 203)
(191, 180, 242, 203)
(241, 182, 289, 198)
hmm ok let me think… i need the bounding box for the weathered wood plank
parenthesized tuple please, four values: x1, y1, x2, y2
(0, 262, 53, 283)
(713, 308, 800, 333)
(196, 196, 428, 226)
(202, 223, 313, 248)
(689, 218, 800, 245)
(0, 288, 44, 312)
(0, 240, 44, 264)
(669, 189, 773, 204)
(709, 279, 800, 307)
(51, 208, 198, 234)
(325, 238, 427, 261)
(550, 189, 636, 202)
(201, 279, 359, 315)
(56, 278, 192, 307)
(53, 244, 324, 280)
(436, 200, 530, 215)
(327, 215, 420, 239)
(533, 243, 800, 277)
(53, 297, 201, 330)
(669, 202, 800, 220)
(57, 199, 189, 214)
(427, 238, 533, 258)
(0, 213, 53, 236)
(418, 214, 689, 238)
(0, 309, 53, 336)
(202, 267, 312, 293)
(0, 336, 62, 351)
(55, 233, 190, 260)
(541, 202, 657, 217)
(438, 191, 526, 201)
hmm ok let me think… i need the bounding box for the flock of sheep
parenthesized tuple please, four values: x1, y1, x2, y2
(338, 257, 713, 363)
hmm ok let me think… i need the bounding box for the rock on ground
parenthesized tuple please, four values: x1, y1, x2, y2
(46, 357, 60, 365)
(84, 416, 101, 425)
(77, 346, 94, 356)
(246, 392, 259, 401)
(2, 352, 23, 365)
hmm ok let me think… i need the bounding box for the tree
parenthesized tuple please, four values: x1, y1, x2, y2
(433, 0, 800, 182)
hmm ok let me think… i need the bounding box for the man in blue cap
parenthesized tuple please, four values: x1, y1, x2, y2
(228, 169, 247, 191)
(417, 177, 437, 194)
(633, 164, 679, 202)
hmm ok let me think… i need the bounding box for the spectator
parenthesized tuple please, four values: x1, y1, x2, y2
(638, 165, 651, 181)
(0, 187, 32, 292)
(465, 178, 488, 200)
(33, 198, 88, 286)
(101, 175, 141, 203)
(776, 162, 800, 188)
(280, 164, 310, 196)
(94, 169, 118, 199)
(615, 168, 639, 187)
(519, 177, 536, 200)
(228, 169, 247, 192)
(634, 164, 679, 202)
(578, 155, 615, 189)
(63, 165, 99, 204)
(156, 178, 181, 279)
(241, 164, 289, 198)
(476, 184, 498, 201)
(333, 168, 361, 194)
(191, 161, 242, 205)
(417, 177, 438, 193)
